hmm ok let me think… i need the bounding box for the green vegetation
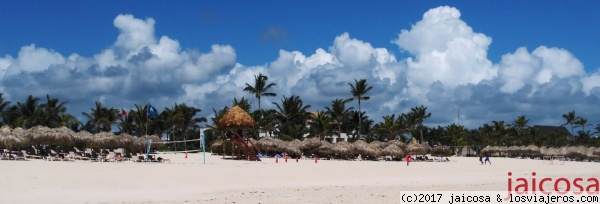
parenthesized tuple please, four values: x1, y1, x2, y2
(1, 75, 599, 151)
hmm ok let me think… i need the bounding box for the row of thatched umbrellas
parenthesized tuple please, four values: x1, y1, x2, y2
(0, 126, 163, 153)
(481, 145, 600, 159)
(211, 136, 454, 159)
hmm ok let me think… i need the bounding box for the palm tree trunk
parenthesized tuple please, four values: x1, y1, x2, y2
(358, 99, 361, 139)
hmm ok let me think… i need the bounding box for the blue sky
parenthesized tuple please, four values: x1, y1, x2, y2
(1, 1, 600, 130)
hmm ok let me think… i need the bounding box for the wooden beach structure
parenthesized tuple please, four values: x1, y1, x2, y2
(217, 106, 261, 161)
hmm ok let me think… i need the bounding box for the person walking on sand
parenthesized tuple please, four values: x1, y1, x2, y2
(479, 155, 483, 165)
(405, 154, 412, 166)
(484, 156, 491, 165)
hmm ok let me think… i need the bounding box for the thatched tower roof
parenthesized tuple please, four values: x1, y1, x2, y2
(218, 106, 255, 128)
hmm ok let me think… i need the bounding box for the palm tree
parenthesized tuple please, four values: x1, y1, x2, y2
(0, 93, 11, 126)
(324, 98, 353, 139)
(574, 117, 589, 132)
(308, 111, 332, 140)
(346, 110, 373, 141)
(243, 73, 277, 111)
(348, 79, 373, 139)
(445, 123, 467, 147)
(17, 95, 41, 128)
(376, 114, 401, 141)
(593, 124, 600, 138)
(172, 103, 207, 149)
(58, 113, 79, 129)
(512, 115, 529, 145)
(410, 105, 431, 143)
(244, 73, 277, 136)
(82, 101, 119, 133)
(562, 110, 579, 135)
(39, 94, 69, 128)
(272, 95, 311, 138)
(232, 97, 252, 113)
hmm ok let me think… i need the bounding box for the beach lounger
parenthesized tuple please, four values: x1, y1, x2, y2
(1, 152, 9, 160)
(46, 153, 62, 161)
(21, 150, 40, 159)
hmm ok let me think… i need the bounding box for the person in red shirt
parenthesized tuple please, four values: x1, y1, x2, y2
(405, 154, 412, 166)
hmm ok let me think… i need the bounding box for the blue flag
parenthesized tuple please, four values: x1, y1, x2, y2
(148, 104, 157, 119)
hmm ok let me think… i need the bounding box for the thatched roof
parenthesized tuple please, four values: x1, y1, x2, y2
(381, 144, 404, 157)
(481, 145, 493, 153)
(369, 141, 387, 149)
(406, 143, 426, 155)
(431, 145, 452, 156)
(352, 140, 368, 153)
(386, 140, 407, 149)
(544, 147, 560, 156)
(218, 106, 255, 128)
(0, 126, 11, 135)
(256, 137, 277, 153)
(284, 139, 302, 155)
(526, 145, 540, 155)
(363, 143, 382, 158)
(0, 134, 21, 150)
(317, 140, 332, 155)
(299, 137, 321, 151)
(332, 141, 353, 156)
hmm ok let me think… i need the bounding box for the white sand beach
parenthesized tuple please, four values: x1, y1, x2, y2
(1, 154, 598, 204)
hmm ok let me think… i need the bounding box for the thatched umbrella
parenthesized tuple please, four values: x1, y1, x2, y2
(92, 132, 116, 148)
(273, 138, 287, 153)
(352, 140, 368, 154)
(381, 144, 404, 158)
(132, 135, 163, 153)
(26, 126, 53, 145)
(558, 147, 569, 156)
(256, 137, 277, 153)
(406, 143, 426, 155)
(0, 126, 11, 135)
(0, 127, 28, 150)
(114, 133, 136, 149)
(421, 142, 432, 153)
(210, 140, 223, 150)
(363, 144, 382, 159)
(539, 146, 548, 155)
(74, 131, 94, 147)
(285, 139, 302, 156)
(507, 146, 520, 156)
(299, 137, 322, 152)
(0, 134, 21, 150)
(587, 147, 597, 158)
(431, 145, 452, 156)
(218, 106, 256, 128)
(498, 146, 508, 156)
(544, 147, 560, 156)
(566, 146, 587, 159)
(386, 140, 407, 150)
(332, 141, 353, 157)
(48, 126, 75, 146)
(481, 145, 493, 153)
(369, 141, 387, 149)
(526, 145, 540, 156)
(317, 140, 332, 156)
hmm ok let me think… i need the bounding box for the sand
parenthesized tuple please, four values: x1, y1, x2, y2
(1, 154, 598, 204)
